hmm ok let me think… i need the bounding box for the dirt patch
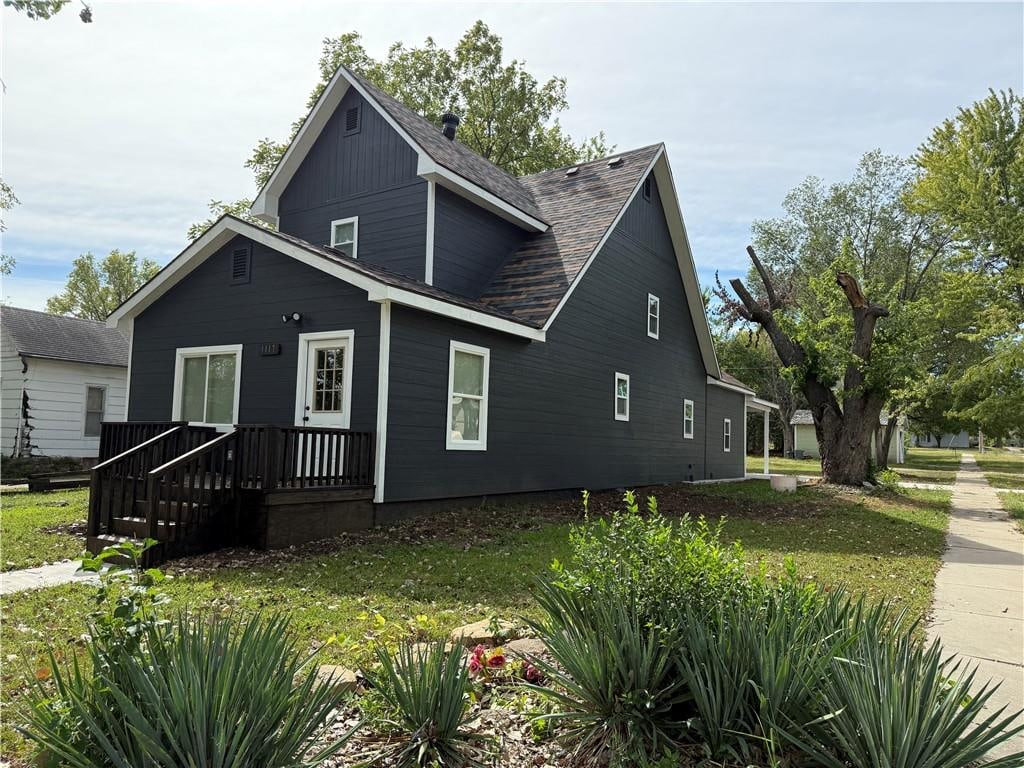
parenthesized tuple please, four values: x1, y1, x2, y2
(40, 520, 88, 538)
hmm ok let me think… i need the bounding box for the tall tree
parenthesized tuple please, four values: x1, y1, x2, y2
(0, 178, 18, 275)
(3, 0, 92, 21)
(190, 22, 610, 237)
(718, 151, 953, 484)
(910, 89, 1024, 439)
(46, 250, 160, 321)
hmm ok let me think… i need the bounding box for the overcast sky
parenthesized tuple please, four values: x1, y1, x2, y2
(2, 1, 1021, 310)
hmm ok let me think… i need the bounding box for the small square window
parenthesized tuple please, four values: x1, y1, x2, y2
(647, 294, 660, 339)
(615, 372, 630, 421)
(724, 418, 732, 452)
(683, 399, 694, 439)
(330, 217, 358, 259)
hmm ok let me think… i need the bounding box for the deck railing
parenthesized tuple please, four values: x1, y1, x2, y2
(98, 421, 187, 461)
(238, 424, 374, 489)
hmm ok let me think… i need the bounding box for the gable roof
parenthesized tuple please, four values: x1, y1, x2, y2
(251, 64, 547, 232)
(2, 306, 128, 367)
(107, 216, 546, 342)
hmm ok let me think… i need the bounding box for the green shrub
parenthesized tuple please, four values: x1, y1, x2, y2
(22, 613, 355, 767)
(529, 578, 690, 767)
(551, 491, 760, 626)
(877, 468, 902, 491)
(362, 639, 489, 767)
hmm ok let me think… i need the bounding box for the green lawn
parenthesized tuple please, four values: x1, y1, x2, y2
(0, 481, 950, 764)
(976, 449, 1024, 490)
(0, 489, 88, 571)
(998, 491, 1024, 533)
(747, 447, 962, 484)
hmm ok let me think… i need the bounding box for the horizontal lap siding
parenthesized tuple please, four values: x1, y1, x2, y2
(704, 386, 746, 479)
(383, 175, 712, 501)
(278, 88, 427, 281)
(1, 328, 24, 455)
(129, 236, 379, 432)
(432, 187, 526, 297)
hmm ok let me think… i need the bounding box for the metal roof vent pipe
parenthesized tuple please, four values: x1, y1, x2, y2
(441, 112, 460, 140)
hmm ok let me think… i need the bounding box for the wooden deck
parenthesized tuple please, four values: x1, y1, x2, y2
(88, 422, 375, 563)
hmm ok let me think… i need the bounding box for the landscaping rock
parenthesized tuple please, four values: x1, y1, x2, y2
(505, 637, 546, 658)
(450, 618, 515, 646)
(313, 664, 359, 694)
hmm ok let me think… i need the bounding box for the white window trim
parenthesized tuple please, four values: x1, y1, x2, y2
(171, 344, 243, 429)
(615, 372, 630, 422)
(683, 398, 694, 439)
(647, 293, 660, 339)
(82, 383, 107, 439)
(294, 330, 355, 429)
(446, 340, 490, 451)
(329, 216, 359, 259)
(724, 418, 732, 452)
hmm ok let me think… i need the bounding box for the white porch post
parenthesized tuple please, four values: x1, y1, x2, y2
(763, 409, 770, 475)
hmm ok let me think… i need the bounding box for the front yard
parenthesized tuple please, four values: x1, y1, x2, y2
(976, 448, 1024, 489)
(748, 446, 963, 484)
(0, 489, 88, 571)
(0, 480, 951, 763)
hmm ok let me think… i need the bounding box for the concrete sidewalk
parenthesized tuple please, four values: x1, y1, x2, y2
(0, 560, 98, 595)
(927, 453, 1024, 760)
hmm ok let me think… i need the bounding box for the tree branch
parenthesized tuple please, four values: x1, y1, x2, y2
(746, 245, 780, 310)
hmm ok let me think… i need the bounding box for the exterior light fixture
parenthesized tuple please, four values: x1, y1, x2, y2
(281, 312, 303, 324)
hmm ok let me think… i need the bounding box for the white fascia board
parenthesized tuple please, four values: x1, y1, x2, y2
(655, 153, 722, 380)
(416, 158, 548, 233)
(106, 217, 546, 342)
(707, 375, 755, 396)
(250, 62, 547, 234)
(541, 147, 664, 332)
(746, 396, 780, 412)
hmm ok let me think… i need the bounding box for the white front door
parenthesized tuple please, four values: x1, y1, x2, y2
(297, 332, 354, 429)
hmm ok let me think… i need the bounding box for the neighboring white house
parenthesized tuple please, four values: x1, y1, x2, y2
(914, 431, 970, 449)
(1, 306, 128, 459)
(790, 409, 906, 464)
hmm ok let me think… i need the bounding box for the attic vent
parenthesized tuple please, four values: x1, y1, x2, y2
(607, 156, 623, 167)
(565, 166, 579, 176)
(230, 244, 251, 285)
(344, 105, 360, 135)
(643, 176, 652, 201)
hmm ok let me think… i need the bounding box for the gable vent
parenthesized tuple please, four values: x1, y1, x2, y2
(230, 245, 251, 285)
(606, 156, 623, 167)
(344, 105, 360, 135)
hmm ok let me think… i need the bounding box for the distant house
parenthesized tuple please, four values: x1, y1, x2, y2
(790, 409, 906, 464)
(914, 431, 969, 449)
(1, 306, 128, 459)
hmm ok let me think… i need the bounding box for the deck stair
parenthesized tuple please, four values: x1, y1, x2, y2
(87, 423, 375, 563)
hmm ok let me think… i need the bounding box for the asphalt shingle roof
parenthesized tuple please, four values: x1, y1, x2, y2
(719, 371, 755, 393)
(1, 306, 128, 367)
(790, 409, 896, 426)
(479, 144, 662, 325)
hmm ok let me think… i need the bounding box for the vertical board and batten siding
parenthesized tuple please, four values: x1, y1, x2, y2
(18, 358, 126, 457)
(431, 187, 527, 297)
(129, 236, 380, 431)
(703, 385, 746, 480)
(1, 326, 26, 455)
(277, 88, 428, 281)
(383, 175, 719, 502)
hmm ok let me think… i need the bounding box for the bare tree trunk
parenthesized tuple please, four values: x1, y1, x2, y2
(878, 420, 898, 469)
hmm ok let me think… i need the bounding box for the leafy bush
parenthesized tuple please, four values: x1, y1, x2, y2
(529, 579, 689, 767)
(877, 468, 903, 491)
(551, 491, 759, 625)
(363, 639, 489, 767)
(22, 613, 355, 767)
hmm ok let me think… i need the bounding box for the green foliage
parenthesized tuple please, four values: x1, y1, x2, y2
(363, 639, 489, 767)
(3, 0, 69, 20)
(22, 613, 354, 768)
(876, 467, 902, 491)
(46, 249, 160, 321)
(552, 491, 758, 625)
(185, 197, 265, 240)
(0, 176, 18, 274)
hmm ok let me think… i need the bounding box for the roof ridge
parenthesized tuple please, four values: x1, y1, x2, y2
(517, 143, 664, 180)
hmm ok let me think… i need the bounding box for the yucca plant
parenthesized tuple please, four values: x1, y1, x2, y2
(22, 613, 356, 768)
(528, 578, 690, 767)
(362, 638, 489, 767)
(778, 625, 1024, 768)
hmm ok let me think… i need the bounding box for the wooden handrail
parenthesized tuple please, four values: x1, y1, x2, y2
(92, 426, 186, 472)
(146, 429, 236, 477)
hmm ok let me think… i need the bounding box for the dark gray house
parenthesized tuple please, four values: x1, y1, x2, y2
(93, 64, 768, 556)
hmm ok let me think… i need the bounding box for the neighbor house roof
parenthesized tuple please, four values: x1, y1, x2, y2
(789, 409, 900, 426)
(2, 306, 128, 367)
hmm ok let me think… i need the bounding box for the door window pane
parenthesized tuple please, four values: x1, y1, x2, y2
(312, 346, 344, 413)
(452, 351, 484, 396)
(205, 353, 237, 424)
(181, 356, 208, 422)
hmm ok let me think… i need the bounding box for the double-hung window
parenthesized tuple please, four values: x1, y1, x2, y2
(330, 216, 358, 258)
(173, 345, 242, 427)
(647, 294, 660, 339)
(683, 398, 694, 439)
(723, 418, 732, 452)
(446, 341, 489, 450)
(615, 372, 630, 421)
(84, 386, 105, 437)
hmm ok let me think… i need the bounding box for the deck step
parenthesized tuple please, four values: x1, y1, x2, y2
(112, 516, 178, 539)
(132, 499, 204, 520)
